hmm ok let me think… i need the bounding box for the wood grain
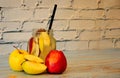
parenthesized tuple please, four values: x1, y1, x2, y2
(0, 49, 120, 78)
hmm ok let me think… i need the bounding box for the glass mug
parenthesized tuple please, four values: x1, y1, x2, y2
(27, 28, 56, 60)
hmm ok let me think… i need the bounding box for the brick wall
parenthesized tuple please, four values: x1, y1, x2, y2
(0, 0, 120, 55)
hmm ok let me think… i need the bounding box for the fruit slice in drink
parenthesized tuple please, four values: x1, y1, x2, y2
(27, 28, 56, 60)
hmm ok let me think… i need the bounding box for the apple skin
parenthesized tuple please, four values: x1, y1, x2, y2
(9, 49, 28, 71)
(28, 37, 34, 54)
(45, 50, 67, 74)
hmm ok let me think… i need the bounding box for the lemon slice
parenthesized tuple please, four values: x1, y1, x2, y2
(39, 35, 44, 53)
(41, 32, 50, 46)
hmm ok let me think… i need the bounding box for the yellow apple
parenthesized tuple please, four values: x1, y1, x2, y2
(9, 49, 28, 71)
(24, 54, 44, 63)
(22, 61, 47, 74)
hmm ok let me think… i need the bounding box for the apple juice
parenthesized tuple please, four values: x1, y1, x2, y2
(27, 29, 56, 61)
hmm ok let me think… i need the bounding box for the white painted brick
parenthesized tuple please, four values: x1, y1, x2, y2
(55, 9, 75, 19)
(105, 20, 120, 29)
(96, 20, 120, 31)
(80, 31, 101, 40)
(65, 41, 88, 50)
(73, 0, 98, 9)
(81, 10, 104, 19)
(34, 9, 50, 20)
(0, 0, 21, 7)
(104, 29, 120, 38)
(36, 0, 71, 8)
(0, 44, 15, 55)
(24, 0, 71, 8)
(89, 41, 98, 49)
(116, 40, 120, 48)
(56, 41, 65, 50)
(54, 31, 77, 41)
(95, 20, 106, 30)
(24, 0, 38, 8)
(73, 10, 104, 19)
(0, 42, 28, 55)
(3, 8, 33, 21)
(106, 9, 120, 19)
(99, 0, 120, 8)
(23, 21, 47, 31)
(99, 39, 113, 49)
(23, 20, 68, 31)
(19, 42, 28, 51)
(0, 21, 20, 32)
(69, 20, 95, 30)
(52, 20, 68, 30)
(3, 32, 32, 42)
(89, 40, 113, 49)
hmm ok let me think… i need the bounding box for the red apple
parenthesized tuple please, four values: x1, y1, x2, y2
(45, 50, 67, 74)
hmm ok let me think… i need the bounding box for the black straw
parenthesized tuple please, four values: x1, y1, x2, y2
(48, 4, 57, 32)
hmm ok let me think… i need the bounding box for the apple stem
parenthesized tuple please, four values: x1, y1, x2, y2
(13, 46, 22, 54)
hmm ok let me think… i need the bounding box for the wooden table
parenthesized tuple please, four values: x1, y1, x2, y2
(0, 49, 120, 78)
